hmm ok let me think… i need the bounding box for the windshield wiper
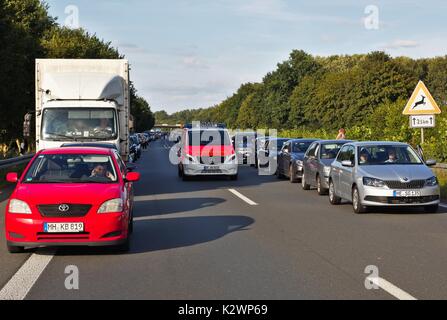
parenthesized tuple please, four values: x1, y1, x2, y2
(45, 133, 77, 141)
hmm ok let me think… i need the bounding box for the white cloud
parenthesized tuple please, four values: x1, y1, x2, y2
(380, 39, 420, 50)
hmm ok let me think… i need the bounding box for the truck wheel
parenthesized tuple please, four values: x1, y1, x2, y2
(329, 180, 341, 205)
(7, 244, 25, 254)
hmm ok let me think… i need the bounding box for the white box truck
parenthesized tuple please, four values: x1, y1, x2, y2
(35, 59, 130, 160)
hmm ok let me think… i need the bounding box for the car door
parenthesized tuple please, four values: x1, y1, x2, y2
(309, 144, 320, 185)
(331, 145, 350, 198)
(303, 142, 317, 183)
(339, 145, 356, 200)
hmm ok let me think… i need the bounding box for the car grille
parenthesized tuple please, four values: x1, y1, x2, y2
(384, 180, 426, 189)
(200, 156, 226, 165)
(38, 204, 92, 217)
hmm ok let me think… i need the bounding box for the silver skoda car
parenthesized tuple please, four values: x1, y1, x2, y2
(328, 142, 440, 213)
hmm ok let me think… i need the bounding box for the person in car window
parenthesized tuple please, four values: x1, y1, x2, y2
(359, 150, 370, 164)
(94, 119, 113, 135)
(385, 149, 398, 163)
(90, 165, 114, 180)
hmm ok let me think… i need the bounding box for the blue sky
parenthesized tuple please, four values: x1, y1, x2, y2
(45, 0, 447, 113)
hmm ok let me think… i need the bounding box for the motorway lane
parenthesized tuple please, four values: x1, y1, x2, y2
(1, 139, 446, 299)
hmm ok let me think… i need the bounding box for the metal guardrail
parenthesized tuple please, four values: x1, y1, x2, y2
(0, 154, 34, 170)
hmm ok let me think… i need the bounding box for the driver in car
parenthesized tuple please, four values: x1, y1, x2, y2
(385, 149, 398, 163)
(94, 119, 113, 135)
(90, 165, 114, 180)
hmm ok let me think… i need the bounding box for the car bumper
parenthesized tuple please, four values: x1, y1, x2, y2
(5, 212, 129, 247)
(183, 163, 238, 176)
(361, 185, 440, 206)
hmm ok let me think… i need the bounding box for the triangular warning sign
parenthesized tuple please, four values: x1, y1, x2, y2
(403, 81, 441, 115)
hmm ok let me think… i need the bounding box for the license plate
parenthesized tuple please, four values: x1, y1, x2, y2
(393, 190, 422, 197)
(44, 222, 84, 233)
(204, 166, 219, 171)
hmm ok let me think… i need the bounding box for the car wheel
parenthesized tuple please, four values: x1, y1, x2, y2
(329, 180, 341, 205)
(7, 244, 25, 254)
(128, 209, 134, 234)
(182, 173, 191, 181)
(424, 204, 439, 213)
(276, 166, 284, 179)
(317, 175, 328, 195)
(230, 174, 238, 181)
(352, 186, 367, 214)
(289, 165, 298, 183)
(301, 173, 310, 190)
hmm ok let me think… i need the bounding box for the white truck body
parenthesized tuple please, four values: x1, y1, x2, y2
(35, 59, 130, 160)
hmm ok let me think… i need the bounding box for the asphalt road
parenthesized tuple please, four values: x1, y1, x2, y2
(2, 139, 447, 299)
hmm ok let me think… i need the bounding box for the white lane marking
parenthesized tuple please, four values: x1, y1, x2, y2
(367, 277, 417, 300)
(0, 252, 55, 300)
(228, 189, 258, 206)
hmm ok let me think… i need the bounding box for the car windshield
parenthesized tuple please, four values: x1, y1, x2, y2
(292, 141, 313, 153)
(269, 139, 289, 151)
(42, 108, 117, 141)
(188, 130, 231, 146)
(357, 145, 423, 165)
(321, 143, 345, 160)
(23, 154, 118, 184)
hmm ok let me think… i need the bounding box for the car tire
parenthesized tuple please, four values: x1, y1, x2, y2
(289, 165, 298, 183)
(317, 175, 328, 195)
(352, 186, 367, 214)
(424, 204, 439, 213)
(276, 166, 284, 179)
(7, 244, 25, 254)
(230, 174, 238, 181)
(301, 173, 311, 190)
(329, 180, 341, 205)
(182, 173, 191, 181)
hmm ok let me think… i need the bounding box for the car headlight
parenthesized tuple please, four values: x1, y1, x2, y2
(363, 177, 386, 188)
(425, 176, 438, 187)
(9, 199, 32, 214)
(323, 166, 331, 177)
(98, 198, 123, 214)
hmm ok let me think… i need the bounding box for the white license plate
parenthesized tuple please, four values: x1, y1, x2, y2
(204, 166, 219, 171)
(393, 190, 422, 197)
(44, 222, 84, 233)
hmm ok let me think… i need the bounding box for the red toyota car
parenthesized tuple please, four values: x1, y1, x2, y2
(4, 147, 140, 253)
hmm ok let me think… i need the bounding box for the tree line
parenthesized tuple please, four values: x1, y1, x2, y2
(156, 50, 447, 161)
(0, 0, 154, 156)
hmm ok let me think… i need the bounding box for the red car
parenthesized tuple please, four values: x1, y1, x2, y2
(4, 147, 140, 253)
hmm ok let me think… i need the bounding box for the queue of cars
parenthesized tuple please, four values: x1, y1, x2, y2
(255, 136, 440, 214)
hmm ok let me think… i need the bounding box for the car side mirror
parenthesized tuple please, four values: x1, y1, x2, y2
(426, 159, 437, 167)
(6, 172, 18, 183)
(341, 160, 354, 167)
(126, 163, 137, 172)
(125, 172, 140, 182)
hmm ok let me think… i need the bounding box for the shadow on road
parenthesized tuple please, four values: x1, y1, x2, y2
(133, 197, 226, 217)
(52, 215, 254, 256)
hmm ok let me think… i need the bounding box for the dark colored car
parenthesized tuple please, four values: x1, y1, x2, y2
(301, 140, 352, 194)
(277, 139, 318, 183)
(129, 135, 140, 163)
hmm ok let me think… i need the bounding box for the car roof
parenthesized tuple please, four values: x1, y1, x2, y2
(40, 147, 112, 155)
(61, 143, 118, 150)
(316, 139, 353, 144)
(349, 141, 409, 147)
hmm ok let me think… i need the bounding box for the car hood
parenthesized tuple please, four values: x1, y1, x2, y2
(13, 183, 122, 205)
(358, 165, 433, 181)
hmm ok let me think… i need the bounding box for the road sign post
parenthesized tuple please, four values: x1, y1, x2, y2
(403, 81, 441, 145)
